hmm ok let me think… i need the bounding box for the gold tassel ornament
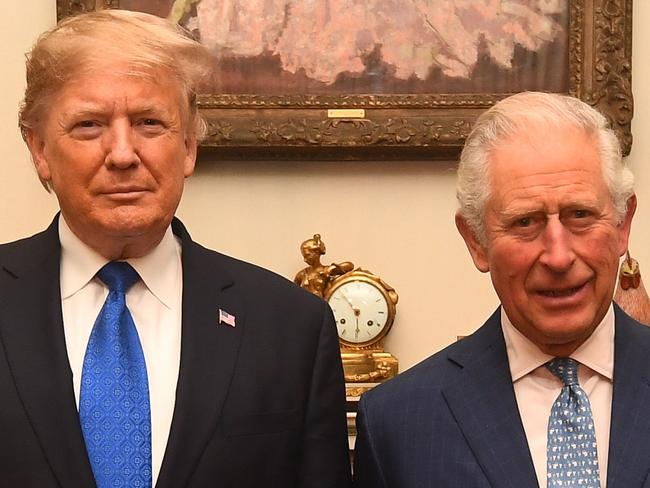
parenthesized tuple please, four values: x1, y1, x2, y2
(614, 251, 650, 326)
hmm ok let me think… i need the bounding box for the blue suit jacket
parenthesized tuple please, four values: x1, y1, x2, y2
(0, 216, 352, 488)
(354, 306, 650, 487)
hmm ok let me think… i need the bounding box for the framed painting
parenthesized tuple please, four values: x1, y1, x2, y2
(56, 1, 632, 160)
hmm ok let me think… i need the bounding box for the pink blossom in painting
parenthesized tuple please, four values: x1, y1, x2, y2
(187, 0, 565, 84)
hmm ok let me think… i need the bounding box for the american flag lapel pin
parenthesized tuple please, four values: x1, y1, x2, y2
(218, 308, 236, 327)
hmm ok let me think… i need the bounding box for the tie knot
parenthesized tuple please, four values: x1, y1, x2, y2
(97, 261, 139, 293)
(546, 357, 579, 386)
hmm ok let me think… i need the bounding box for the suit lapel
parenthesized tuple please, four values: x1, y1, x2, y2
(607, 306, 650, 487)
(156, 220, 245, 488)
(0, 217, 96, 486)
(441, 310, 538, 488)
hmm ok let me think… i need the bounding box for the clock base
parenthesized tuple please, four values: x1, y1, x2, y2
(341, 351, 398, 385)
(341, 351, 398, 458)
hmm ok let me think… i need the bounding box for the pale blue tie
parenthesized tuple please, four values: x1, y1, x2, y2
(79, 262, 152, 488)
(546, 357, 600, 488)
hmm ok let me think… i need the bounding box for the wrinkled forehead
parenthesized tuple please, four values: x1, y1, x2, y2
(52, 58, 189, 114)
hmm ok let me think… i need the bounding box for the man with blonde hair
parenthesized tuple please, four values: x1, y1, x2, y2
(0, 10, 351, 487)
(354, 92, 649, 487)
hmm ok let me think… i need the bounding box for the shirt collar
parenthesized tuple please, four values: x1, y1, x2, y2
(501, 304, 614, 382)
(59, 216, 181, 309)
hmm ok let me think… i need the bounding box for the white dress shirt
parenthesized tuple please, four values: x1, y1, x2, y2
(59, 217, 183, 486)
(502, 306, 614, 488)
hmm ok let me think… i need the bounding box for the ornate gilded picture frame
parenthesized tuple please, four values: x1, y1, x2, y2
(56, 1, 632, 160)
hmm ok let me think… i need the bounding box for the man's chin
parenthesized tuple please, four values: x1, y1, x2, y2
(90, 210, 171, 239)
(534, 321, 599, 353)
(100, 219, 166, 239)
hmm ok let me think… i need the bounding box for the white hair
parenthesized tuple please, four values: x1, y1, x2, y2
(456, 91, 634, 243)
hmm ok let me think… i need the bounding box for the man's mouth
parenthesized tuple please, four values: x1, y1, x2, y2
(103, 186, 147, 194)
(99, 188, 149, 202)
(537, 283, 586, 298)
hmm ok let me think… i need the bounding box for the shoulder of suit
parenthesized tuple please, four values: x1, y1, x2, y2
(0, 227, 56, 274)
(615, 304, 650, 341)
(187, 239, 326, 307)
(0, 226, 53, 251)
(361, 313, 500, 406)
(360, 340, 463, 406)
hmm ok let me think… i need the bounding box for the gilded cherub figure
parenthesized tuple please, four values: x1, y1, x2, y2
(294, 234, 354, 298)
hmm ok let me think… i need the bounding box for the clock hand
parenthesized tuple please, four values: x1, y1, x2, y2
(341, 292, 355, 309)
(341, 292, 362, 316)
(355, 317, 360, 340)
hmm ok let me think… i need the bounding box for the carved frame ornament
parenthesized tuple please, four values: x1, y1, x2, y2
(57, 0, 633, 160)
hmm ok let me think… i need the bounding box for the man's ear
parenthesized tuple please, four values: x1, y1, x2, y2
(183, 131, 197, 178)
(24, 129, 52, 186)
(617, 193, 637, 256)
(455, 212, 490, 273)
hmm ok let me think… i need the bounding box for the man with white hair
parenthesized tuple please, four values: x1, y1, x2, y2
(354, 92, 648, 487)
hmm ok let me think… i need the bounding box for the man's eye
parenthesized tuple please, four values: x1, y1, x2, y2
(514, 217, 531, 227)
(75, 120, 97, 128)
(142, 118, 162, 126)
(69, 120, 102, 138)
(573, 209, 590, 218)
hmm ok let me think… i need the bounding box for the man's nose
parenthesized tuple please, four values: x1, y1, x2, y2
(538, 217, 575, 271)
(104, 122, 140, 168)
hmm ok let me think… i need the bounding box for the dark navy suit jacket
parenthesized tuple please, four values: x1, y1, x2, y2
(0, 216, 352, 488)
(354, 305, 650, 487)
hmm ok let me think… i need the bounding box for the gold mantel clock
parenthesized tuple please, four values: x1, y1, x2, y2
(293, 236, 399, 445)
(324, 268, 399, 385)
(292, 235, 399, 388)
(324, 269, 397, 349)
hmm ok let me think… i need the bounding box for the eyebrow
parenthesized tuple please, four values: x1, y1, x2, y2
(60, 104, 105, 117)
(128, 104, 174, 117)
(61, 104, 175, 120)
(499, 208, 544, 222)
(500, 198, 601, 218)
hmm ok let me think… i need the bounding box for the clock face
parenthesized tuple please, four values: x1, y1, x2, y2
(327, 280, 390, 346)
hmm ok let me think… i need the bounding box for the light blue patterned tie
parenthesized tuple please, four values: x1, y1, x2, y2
(79, 262, 152, 488)
(546, 357, 600, 488)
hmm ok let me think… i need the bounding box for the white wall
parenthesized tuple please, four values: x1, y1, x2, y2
(0, 2, 58, 234)
(2, 2, 648, 371)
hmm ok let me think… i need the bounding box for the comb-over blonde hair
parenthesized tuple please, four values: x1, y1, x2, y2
(19, 9, 211, 140)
